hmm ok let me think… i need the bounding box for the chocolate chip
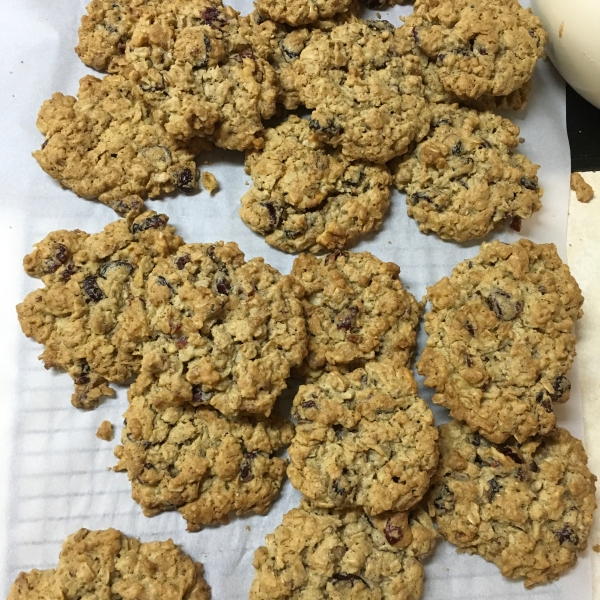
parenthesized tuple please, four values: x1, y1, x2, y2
(383, 519, 403, 545)
(98, 260, 134, 278)
(191, 385, 214, 406)
(555, 524, 579, 546)
(488, 478, 500, 501)
(336, 305, 359, 331)
(498, 445, 524, 464)
(175, 254, 191, 270)
(131, 214, 167, 234)
(82, 276, 105, 302)
(520, 177, 538, 190)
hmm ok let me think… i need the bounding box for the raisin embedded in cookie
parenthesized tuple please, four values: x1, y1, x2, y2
(391, 104, 542, 241)
(141, 242, 307, 416)
(288, 362, 438, 514)
(418, 239, 584, 443)
(8, 528, 211, 600)
(291, 250, 420, 380)
(405, 0, 547, 100)
(115, 373, 294, 531)
(427, 420, 597, 587)
(16, 211, 183, 409)
(33, 75, 203, 213)
(240, 115, 391, 253)
(290, 19, 431, 163)
(249, 502, 437, 600)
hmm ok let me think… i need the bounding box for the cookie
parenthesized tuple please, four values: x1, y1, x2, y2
(17, 211, 183, 409)
(141, 241, 307, 416)
(33, 75, 202, 213)
(8, 528, 211, 600)
(255, 0, 353, 26)
(288, 362, 438, 514)
(405, 0, 547, 100)
(427, 420, 597, 587)
(290, 19, 431, 163)
(392, 104, 542, 241)
(418, 239, 584, 443)
(240, 115, 391, 253)
(249, 502, 437, 600)
(115, 373, 294, 531)
(291, 250, 420, 380)
(76, 0, 278, 151)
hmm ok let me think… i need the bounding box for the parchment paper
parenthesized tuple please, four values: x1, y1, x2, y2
(0, 0, 591, 598)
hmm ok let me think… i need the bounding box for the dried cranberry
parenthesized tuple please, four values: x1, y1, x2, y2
(383, 519, 403, 545)
(82, 276, 105, 302)
(336, 306, 359, 331)
(175, 336, 187, 349)
(412, 27, 420, 44)
(201, 6, 222, 26)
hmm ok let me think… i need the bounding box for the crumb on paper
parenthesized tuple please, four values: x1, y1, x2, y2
(559, 21, 564, 38)
(246, 525, 251, 531)
(201, 171, 219, 193)
(376, 11, 381, 18)
(96, 420, 114, 441)
(571, 172, 594, 203)
(594, 544, 600, 553)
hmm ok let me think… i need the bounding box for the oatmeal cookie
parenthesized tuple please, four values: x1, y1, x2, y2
(249, 501, 437, 600)
(16, 211, 183, 409)
(76, 0, 278, 151)
(288, 362, 438, 514)
(115, 374, 294, 531)
(33, 75, 202, 213)
(418, 239, 584, 443)
(240, 115, 391, 253)
(8, 528, 211, 600)
(141, 242, 307, 416)
(291, 250, 420, 380)
(405, 0, 547, 100)
(392, 104, 542, 241)
(255, 0, 353, 27)
(290, 19, 431, 163)
(427, 420, 596, 587)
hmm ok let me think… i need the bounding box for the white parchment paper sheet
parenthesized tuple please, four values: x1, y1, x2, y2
(0, 0, 592, 598)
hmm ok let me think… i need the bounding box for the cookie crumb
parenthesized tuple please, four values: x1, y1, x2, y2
(245, 525, 251, 531)
(571, 172, 594, 203)
(559, 22, 564, 38)
(201, 171, 219, 194)
(594, 544, 600, 553)
(96, 420, 114, 441)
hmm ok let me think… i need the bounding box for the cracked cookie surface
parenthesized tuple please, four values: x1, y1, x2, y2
(8, 528, 211, 600)
(290, 19, 431, 163)
(250, 501, 437, 600)
(392, 104, 542, 241)
(427, 420, 596, 587)
(115, 374, 294, 531)
(33, 75, 201, 213)
(288, 362, 438, 514)
(405, 0, 546, 100)
(418, 239, 584, 443)
(17, 211, 183, 408)
(291, 250, 420, 380)
(240, 115, 391, 253)
(141, 241, 307, 416)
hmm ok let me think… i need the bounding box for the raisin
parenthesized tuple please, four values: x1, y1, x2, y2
(433, 484, 455, 513)
(325, 250, 349, 264)
(478, 47, 488, 55)
(432, 118, 451, 128)
(177, 168, 194, 189)
(412, 27, 420, 45)
(175, 254, 191, 270)
(332, 478, 346, 496)
(510, 216, 522, 232)
(175, 336, 187, 349)
(474, 454, 489, 468)
(465, 322, 475, 336)
(498, 445, 524, 464)
(240, 452, 257, 483)
(488, 478, 500, 501)
(383, 519, 403, 545)
(336, 306, 359, 331)
(459, 179, 469, 190)
(284, 229, 302, 240)
(520, 177, 538, 190)
(486, 290, 521, 321)
(216, 277, 231, 295)
(55, 244, 69, 264)
(98, 260, 134, 279)
(452, 141, 463, 155)
(191, 385, 214, 406)
(471, 433, 481, 447)
(536, 391, 553, 413)
(410, 191, 432, 205)
(530, 461, 539, 472)
(480, 139, 492, 149)
(60, 263, 76, 281)
(309, 118, 343, 137)
(156, 275, 170, 287)
(538, 285, 547, 295)
(260, 202, 284, 229)
(82, 276, 106, 302)
(551, 375, 570, 401)
(516, 468, 530, 482)
(201, 6, 222, 26)
(331, 573, 364, 586)
(132, 214, 166, 234)
(332, 424, 345, 439)
(366, 19, 394, 32)
(555, 524, 579, 546)
(301, 401, 317, 409)
(234, 47, 254, 62)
